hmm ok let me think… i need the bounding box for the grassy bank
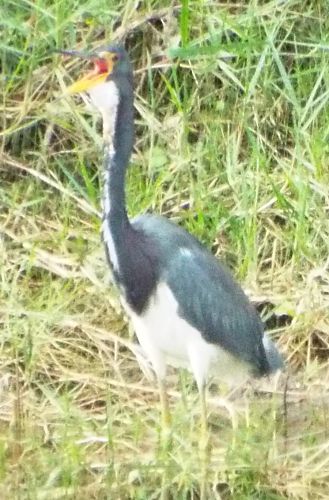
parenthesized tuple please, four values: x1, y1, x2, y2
(1, 0, 329, 497)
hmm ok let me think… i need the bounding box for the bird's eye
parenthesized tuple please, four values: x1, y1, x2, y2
(112, 54, 119, 62)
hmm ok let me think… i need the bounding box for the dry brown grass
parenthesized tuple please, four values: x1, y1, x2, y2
(1, 0, 329, 497)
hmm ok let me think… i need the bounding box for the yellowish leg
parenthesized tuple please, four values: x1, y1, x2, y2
(199, 385, 211, 500)
(158, 378, 171, 500)
(158, 378, 171, 431)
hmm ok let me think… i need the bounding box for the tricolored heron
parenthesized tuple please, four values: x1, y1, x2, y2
(59, 44, 283, 460)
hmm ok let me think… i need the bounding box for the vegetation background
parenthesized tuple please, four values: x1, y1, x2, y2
(1, 0, 329, 498)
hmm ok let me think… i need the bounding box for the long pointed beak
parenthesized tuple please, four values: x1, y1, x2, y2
(56, 48, 112, 94)
(54, 48, 96, 60)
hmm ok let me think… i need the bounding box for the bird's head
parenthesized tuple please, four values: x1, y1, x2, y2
(59, 45, 134, 140)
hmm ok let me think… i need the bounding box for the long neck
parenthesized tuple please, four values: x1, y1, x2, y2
(103, 80, 134, 233)
(101, 73, 158, 312)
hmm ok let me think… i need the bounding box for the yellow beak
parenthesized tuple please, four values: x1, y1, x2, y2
(67, 72, 110, 94)
(57, 49, 114, 94)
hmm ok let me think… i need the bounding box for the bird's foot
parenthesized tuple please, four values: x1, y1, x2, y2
(199, 425, 211, 500)
(159, 421, 172, 455)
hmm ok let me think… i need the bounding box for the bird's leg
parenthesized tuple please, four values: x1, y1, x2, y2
(157, 378, 172, 500)
(200, 383, 208, 439)
(199, 383, 211, 500)
(158, 377, 171, 446)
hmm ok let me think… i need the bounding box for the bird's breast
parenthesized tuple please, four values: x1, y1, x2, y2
(122, 281, 251, 386)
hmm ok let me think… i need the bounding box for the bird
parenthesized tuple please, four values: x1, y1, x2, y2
(59, 44, 283, 441)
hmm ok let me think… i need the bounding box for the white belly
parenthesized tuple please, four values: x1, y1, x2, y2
(123, 282, 250, 389)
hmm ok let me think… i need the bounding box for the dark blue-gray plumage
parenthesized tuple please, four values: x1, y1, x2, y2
(132, 213, 279, 376)
(63, 44, 283, 430)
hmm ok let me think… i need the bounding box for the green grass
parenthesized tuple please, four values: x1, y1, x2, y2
(1, 0, 329, 497)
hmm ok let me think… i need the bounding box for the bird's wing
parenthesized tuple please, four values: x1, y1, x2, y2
(164, 247, 269, 375)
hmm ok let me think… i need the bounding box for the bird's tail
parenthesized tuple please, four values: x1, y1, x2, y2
(263, 335, 284, 373)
